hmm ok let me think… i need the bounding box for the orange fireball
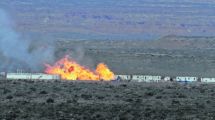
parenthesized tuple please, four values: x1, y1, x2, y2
(44, 55, 115, 81)
(96, 63, 115, 81)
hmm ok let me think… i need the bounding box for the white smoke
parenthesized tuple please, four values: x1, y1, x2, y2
(0, 9, 54, 72)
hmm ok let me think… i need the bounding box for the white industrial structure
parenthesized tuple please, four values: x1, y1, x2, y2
(132, 75, 161, 82)
(176, 76, 198, 82)
(6, 73, 60, 80)
(201, 78, 215, 83)
(115, 75, 132, 81)
(1, 72, 215, 84)
(163, 76, 171, 81)
(115, 75, 202, 83)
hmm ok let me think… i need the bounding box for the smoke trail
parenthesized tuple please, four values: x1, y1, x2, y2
(0, 9, 54, 72)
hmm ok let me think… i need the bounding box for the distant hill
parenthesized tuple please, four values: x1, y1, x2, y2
(56, 35, 215, 50)
(55, 37, 215, 77)
(1, 0, 215, 40)
(149, 35, 215, 49)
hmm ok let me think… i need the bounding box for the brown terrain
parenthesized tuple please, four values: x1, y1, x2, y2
(1, 37, 215, 120)
(1, 1, 215, 120)
(0, 79, 214, 120)
(55, 36, 215, 77)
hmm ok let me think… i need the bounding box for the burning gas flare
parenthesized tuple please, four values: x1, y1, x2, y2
(44, 55, 115, 81)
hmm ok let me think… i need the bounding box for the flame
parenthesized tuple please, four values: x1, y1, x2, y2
(44, 55, 115, 81)
(96, 63, 115, 81)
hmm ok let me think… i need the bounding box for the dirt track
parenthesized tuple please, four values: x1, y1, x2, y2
(0, 80, 214, 120)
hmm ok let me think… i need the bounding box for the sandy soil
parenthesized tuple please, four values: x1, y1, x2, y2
(0, 80, 214, 120)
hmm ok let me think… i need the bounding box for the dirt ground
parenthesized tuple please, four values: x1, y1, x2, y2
(0, 80, 214, 120)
